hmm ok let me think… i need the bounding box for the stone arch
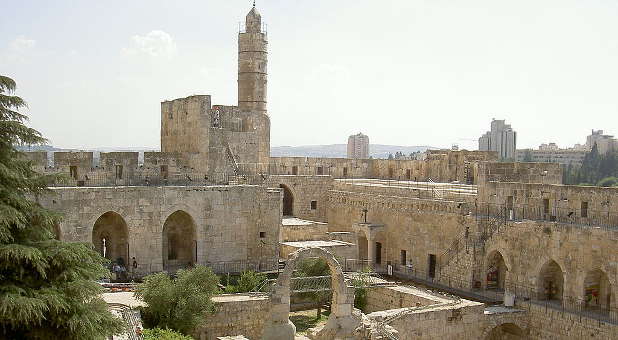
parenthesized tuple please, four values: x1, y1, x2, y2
(483, 322, 526, 339)
(582, 268, 613, 310)
(162, 210, 197, 272)
(92, 211, 129, 266)
(484, 249, 509, 291)
(537, 259, 565, 301)
(261, 247, 360, 340)
(279, 184, 294, 216)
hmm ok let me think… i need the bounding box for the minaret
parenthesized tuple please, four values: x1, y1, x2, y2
(238, 3, 267, 114)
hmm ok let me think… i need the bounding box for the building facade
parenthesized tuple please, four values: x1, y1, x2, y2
(478, 119, 517, 160)
(347, 132, 369, 159)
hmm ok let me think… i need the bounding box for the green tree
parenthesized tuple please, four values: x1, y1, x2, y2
(136, 265, 220, 335)
(0, 75, 124, 339)
(294, 258, 331, 319)
(597, 176, 618, 187)
(142, 328, 193, 340)
(224, 270, 267, 293)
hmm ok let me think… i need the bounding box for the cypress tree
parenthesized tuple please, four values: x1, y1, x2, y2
(0, 75, 124, 339)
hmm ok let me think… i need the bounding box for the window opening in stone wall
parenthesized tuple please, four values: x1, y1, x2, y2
(317, 166, 323, 175)
(160, 165, 169, 179)
(581, 201, 588, 218)
(388, 167, 394, 179)
(69, 166, 78, 180)
(115, 165, 123, 179)
(428, 254, 436, 278)
(343, 167, 348, 177)
(375, 242, 382, 264)
(292, 166, 298, 175)
(400, 249, 407, 265)
(310, 200, 317, 210)
(168, 111, 173, 119)
(259, 231, 266, 238)
(406, 169, 411, 180)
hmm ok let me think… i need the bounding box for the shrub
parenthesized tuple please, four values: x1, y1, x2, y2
(224, 271, 267, 293)
(142, 328, 193, 340)
(136, 266, 220, 335)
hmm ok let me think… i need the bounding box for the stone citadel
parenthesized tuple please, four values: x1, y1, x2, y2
(23, 5, 618, 340)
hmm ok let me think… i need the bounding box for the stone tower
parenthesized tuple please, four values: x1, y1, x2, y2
(238, 4, 267, 114)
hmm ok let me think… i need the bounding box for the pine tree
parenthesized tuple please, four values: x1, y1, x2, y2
(0, 75, 124, 339)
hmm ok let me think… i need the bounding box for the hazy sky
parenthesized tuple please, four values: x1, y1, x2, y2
(2, 0, 618, 150)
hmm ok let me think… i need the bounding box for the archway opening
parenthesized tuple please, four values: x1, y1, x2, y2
(485, 323, 524, 340)
(280, 184, 294, 216)
(92, 212, 129, 266)
(162, 210, 197, 272)
(262, 247, 360, 340)
(583, 269, 612, 311)
(486, 251, 507, 291)
(537, 260, 564, 302)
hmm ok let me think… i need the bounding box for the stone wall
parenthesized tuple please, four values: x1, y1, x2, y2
(280, 218, 329, 242)
(364, 286, 437, 313)
(266, 175, 333, 222)
(523, 302, 618, 339)
(477, 161, 562, 185)
(269, 150, 497, 184)
(326, 189, 470, 274)
(39, 185, 280, 274)
(199, 294, 270, 340)
(368, 300, 486, 339)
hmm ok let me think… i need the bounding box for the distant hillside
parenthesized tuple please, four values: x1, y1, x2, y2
(271, 144, 439, 159)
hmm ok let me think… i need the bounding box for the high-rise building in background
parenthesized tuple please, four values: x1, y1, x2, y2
(478, 119, 517, 160)
(586, 130, 618, 154)
(347, 132, 369, 159)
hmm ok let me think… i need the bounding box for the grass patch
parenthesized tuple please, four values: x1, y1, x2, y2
(289, 309, 330, 334)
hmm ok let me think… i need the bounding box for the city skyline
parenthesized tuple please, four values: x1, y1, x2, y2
(2, 0, 618, 150)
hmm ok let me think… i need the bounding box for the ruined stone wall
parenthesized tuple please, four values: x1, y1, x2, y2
(477, 161, 562, 185)
(364, 286, 437, 313)
(370, 301, 486, 339)
(280, 220, 329, 242)
(199, 294, 270, 340)
(39, 185, 280, 274)
(266, 175, 333, 222)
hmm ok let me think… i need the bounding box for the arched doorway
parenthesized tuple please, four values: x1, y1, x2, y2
(583, 269, 612, 311)
(162, 210, 197, 272)
(261, 247, 360, 340)
(485, 323, 525, 339)
(280, 184, 294, 216)
(92, 212, 129, 266)
(486, 251, 507, 291)
(537, 259, 564, 302)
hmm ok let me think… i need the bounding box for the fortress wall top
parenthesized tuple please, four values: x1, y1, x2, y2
(478, 161, 562, 185)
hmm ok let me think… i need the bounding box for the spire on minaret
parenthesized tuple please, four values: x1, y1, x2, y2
(245, 3, 261, 33)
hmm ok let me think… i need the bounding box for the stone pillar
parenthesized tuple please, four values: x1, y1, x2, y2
(367, 235, 375, 269)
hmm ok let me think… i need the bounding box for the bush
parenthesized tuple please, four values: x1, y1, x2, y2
(136, 265, 220, 335)
(224, 271, 267, 293)
(142, 328, 193, 340)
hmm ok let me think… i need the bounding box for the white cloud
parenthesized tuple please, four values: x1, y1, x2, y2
(122, 30, 177, 58)
(2, 36, 36, 62)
